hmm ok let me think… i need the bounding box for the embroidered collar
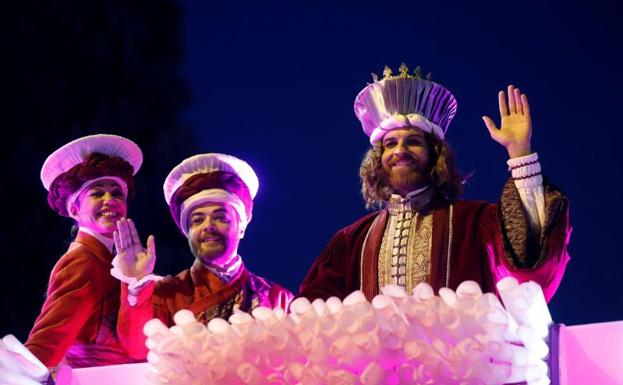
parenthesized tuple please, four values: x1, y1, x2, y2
(387, 185, 435, 214)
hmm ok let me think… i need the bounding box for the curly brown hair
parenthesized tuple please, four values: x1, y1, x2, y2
(359, 132, 463, 209)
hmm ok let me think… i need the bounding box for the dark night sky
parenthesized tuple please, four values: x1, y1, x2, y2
(178, 0, 622, 326)
(2, 0, 622, 340)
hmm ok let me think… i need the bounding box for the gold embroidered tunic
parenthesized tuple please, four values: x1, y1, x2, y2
(378, 187, 435, 293)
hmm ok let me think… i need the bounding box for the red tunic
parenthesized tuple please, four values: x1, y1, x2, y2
(26, 232, 137, 367)
(118, 259, 293, 359)
(299, 180, 571, 302)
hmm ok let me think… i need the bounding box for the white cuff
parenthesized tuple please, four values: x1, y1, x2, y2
(507, 152, 539, 170)
(508, 152, 542, 188)
(507, 153, 546, 230)
(110, 256, 161, 306)
(513, 173, 543, 189)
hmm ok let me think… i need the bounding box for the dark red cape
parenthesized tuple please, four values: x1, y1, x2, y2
(299, 180, 571, 302)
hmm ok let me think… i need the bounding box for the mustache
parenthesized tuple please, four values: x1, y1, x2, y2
(200, 232, 225, 242)
(390, 154, 420, 165)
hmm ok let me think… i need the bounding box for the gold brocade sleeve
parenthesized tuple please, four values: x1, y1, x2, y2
(499, 178, 567, 269)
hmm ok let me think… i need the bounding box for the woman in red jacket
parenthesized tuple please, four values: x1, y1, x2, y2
(25, 134, 143, 368)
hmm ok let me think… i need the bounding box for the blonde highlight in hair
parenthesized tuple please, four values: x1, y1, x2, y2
(359, 132, 463, 209)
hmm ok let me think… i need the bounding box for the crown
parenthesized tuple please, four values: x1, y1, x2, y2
(371, 63, 433, 82)
(354, 63, 457, 143)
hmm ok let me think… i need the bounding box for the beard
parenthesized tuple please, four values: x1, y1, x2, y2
(385, 165, 430, 196)
(188, 235, 227, 262)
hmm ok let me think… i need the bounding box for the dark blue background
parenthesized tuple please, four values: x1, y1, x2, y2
(2, 0, 621, 339)
(179, 0, 622, 326)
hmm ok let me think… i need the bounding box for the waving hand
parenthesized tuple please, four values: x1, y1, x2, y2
(482, 85, 533, 158)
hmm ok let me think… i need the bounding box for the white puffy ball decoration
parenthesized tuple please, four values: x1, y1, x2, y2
(145, 280, 552, 385)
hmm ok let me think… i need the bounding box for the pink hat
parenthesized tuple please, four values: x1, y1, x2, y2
(163, 153, 258, 237)
(354, 64, 457, 143)
(41, 134, 142, 217)
(41, 134, 142, 190)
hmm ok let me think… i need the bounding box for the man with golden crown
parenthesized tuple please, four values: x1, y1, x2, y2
(298, 64, 571, 302)
(110, 153, 293, 359)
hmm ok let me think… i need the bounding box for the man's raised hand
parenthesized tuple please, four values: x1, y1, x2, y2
(482, 84, 533, 158)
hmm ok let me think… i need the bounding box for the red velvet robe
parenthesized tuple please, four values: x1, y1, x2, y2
(26, 232, 138, 368)
(299, 180, 571, 302)
(118, 259, 293, 359)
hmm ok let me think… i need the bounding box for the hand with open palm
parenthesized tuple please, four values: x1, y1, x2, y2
(482, 85, 533, 158)
(113, 218, 156, 280)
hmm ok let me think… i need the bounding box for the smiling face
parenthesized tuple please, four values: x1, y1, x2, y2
(380, 127, 431, 196)
(70, 179, 128, 237)
(187, 202, 241, 267)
